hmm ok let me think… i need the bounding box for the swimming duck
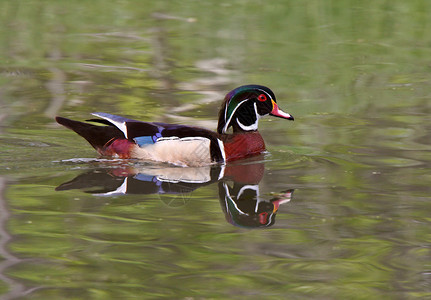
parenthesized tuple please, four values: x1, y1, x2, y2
(56, 84, 294, 166)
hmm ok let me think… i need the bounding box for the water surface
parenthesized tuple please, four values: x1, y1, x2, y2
(1, 1, 431, 299)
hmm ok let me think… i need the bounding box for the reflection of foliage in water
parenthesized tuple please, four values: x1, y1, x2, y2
(0, 0, 431, 298)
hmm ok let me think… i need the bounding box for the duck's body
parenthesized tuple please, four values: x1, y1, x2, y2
(56, 85, 293, 166)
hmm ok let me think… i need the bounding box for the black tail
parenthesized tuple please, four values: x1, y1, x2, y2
(55, 116, 125, 150)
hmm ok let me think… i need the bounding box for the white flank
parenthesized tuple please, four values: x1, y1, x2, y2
(131, 137, 212, 167)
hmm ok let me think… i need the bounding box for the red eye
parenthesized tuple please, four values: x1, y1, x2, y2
(258, 94, 267, 102)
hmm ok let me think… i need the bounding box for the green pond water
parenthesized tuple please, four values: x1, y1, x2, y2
(1, 1, 431, 299)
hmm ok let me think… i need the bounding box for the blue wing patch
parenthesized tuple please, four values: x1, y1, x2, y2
(134, 132, 163, 147)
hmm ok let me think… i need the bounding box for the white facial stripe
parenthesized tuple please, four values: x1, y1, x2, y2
(223, 183, 248, 215)
(256, 88, 273, 101)
(223, 98, 250, 133)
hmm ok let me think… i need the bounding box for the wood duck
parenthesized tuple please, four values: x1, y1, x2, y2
(56, 84, 294, 166)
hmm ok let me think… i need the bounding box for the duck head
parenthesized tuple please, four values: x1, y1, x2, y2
(217, 84, 294, 134)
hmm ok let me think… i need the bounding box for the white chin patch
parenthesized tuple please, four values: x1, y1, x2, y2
(237, 118, 258, 131)
(236, 102, 260, 131)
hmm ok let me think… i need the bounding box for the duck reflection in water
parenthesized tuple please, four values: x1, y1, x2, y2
(56, 159, 293, 228)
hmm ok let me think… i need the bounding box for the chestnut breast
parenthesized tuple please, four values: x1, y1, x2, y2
(222, 132, 266, 162)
